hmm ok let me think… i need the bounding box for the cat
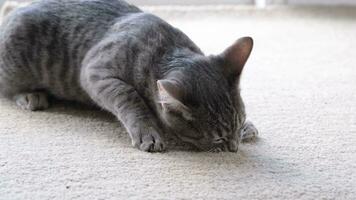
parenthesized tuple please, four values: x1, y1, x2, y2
(0, 1, 30, 22)
(0, 0, 258, 152)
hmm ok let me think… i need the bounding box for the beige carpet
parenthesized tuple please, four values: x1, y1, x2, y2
(1, 6, 356, 200)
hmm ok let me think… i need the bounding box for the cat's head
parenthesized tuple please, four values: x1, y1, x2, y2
(158, 37, 253, 152)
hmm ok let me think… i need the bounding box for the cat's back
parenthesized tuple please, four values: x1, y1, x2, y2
(0, 0, 142, 64)
(6, 0, 141, 18)
(0, 0, 141, 101)
(1, 0, 141, 37)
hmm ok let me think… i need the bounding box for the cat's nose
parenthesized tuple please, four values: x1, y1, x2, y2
(228, 140, 238, 152)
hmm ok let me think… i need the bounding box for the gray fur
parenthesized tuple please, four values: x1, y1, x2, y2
(0, 0, 257, 152)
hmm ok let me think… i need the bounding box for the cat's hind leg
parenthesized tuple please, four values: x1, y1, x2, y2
(14, 92, 49, 111)
(240, 121, 259, 142)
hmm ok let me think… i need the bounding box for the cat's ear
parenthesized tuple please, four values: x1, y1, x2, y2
(157, 80, 192, 120)
(220, 37, 253, 77)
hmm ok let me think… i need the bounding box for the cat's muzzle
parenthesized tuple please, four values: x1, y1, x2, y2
(208, 140, 238, 153)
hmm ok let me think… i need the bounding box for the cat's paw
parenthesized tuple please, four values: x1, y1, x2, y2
(240, 121, 258, 142)
(131, 127, 166, 152)
(14, 92, 49, 111)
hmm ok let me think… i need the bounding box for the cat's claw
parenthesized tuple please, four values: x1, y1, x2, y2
(139, 140, 165, 152)
(14, 92, 49, 111)
(131, 128, 165, 152)
(240, 121, 258, 142)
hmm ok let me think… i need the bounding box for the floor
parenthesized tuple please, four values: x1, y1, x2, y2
(1, 5, 356, 200)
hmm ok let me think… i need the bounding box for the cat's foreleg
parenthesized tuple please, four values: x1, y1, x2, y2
(240, 121, 259, 142)
(83, 77, 165, 152)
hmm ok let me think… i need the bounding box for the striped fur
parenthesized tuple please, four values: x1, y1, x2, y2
(0, 0, 256, 152)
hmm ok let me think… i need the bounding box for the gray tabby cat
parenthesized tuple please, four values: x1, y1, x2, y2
(0, 0, 258, 152)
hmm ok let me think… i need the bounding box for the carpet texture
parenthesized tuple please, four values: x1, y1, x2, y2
(1, 6, 356, 200)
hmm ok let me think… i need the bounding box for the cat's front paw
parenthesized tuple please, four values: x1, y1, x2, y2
(14, 92, 49, 111)
(240, 121, 259, 142)
(131, 127, 166, 152)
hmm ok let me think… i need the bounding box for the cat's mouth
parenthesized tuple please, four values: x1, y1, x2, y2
(207, 146, 225, 153)
(205, 140, 239, 153)
(177, 136, 240, 152)
(173, 130, 239, 152)
(181, 139, 240, 153)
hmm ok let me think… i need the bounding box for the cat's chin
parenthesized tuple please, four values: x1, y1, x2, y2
(182, 138, 239, 153)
